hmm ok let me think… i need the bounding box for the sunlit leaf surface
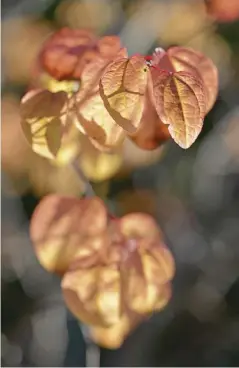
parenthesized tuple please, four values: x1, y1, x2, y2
(90, 314, 142, 349)
(74, 50, 128, 150)
(152, 46, 218, 112)
(20, 89, 68, 159)
(79, 136, 123, 182)
(152, 69, 206, 149)
(30, 195, 108, 274)
(99, 55, 149, 133)
(61, 211, 174, 334)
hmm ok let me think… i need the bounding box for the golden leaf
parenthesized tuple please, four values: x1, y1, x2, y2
(20, 89, 68, 159)
(90, 313, 142, 349)
(99, 55, 149, 133)
(62, 262, 122, 327)
(74, 51, 128, 149)
(79, 136, 122, 182)
(30, 195, 108, 274)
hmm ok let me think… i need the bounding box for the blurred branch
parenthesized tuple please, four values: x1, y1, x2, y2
(71, 159, 95, 197)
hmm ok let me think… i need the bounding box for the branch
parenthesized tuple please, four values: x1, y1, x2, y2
(71, 159, 95, 197)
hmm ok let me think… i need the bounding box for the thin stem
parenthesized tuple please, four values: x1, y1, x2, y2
(71, 159, 95, 197)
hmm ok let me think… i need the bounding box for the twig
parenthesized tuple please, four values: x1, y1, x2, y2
(71, 159, 95, 197)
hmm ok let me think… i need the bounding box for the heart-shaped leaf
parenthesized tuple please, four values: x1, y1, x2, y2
(152, 46, 218, 113)
(152, 69, 206, 149)
(30, 195, 108, 274)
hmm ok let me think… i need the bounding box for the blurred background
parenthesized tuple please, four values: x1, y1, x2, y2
(2, 0, 239, 366)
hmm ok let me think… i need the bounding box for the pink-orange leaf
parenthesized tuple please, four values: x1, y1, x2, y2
(152, 69, 206, 149)
(39, 29, 123, 81)
(40, 28, 98, 80)
(206, 0, 239, 23)
(152, 46, 218, 113)
(99, 55, 149, 134)
(129, 83, 170, 150)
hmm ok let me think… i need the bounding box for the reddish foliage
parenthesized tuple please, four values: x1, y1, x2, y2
(21, 28, 218, 153)
(205, 0, 239, 22)
(40, 28, 122, 80)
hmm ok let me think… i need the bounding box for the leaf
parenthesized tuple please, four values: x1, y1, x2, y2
(152, 69, 206, 149)
(20, 89, 68, 159)
(99, 55, 149, 134)
(40, 29, 123, 81)
(54, 124, 82, 166)
(117, 212, 174, 314)
(154, 283, 172, 311)
(206, 0, 239, 22)
(38, 73, 80, 95)
(62, 267, 107, 326)
(130, 83, 170, 150)
(152, 46, 218, 112)
(147, 244, 175, 285)
(78, 136, 123, 182)
(90, 314, 142, 349)
(97, 36, 122, 59)
(81, 47, 128, 93)
(45, 118, 62, 156)
(30, 195, 108, 274)
(30, 59, 80, 95)
(74, 50, 128, 150)
(40, 28, 98, 80)
(76, 92, 125, 150)
(21, 89, 67, 119)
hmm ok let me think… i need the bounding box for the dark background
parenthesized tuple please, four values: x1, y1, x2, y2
(2, 0, 239, 366)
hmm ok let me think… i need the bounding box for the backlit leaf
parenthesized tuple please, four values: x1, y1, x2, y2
(152, 69, 206, 149)
(118, 213, 174, 314)
(74, 51, 128, 149)
(152, 46, 218, 112)
(90, 314, 142, 348)
(62, 257, 128, 327)
(54, 124, 82, 167)
(45, 118, 62, 156)
(99, 55, 149, 133)
(21, 89, 67, 119)
(79, 136, 122, 182)
(20, 89, 68, 159)
(30, 195, 108, 274)
(76, 93, 125, 150)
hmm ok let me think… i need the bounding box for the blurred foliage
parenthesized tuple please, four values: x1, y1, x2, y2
(2, 0, 239, 366)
